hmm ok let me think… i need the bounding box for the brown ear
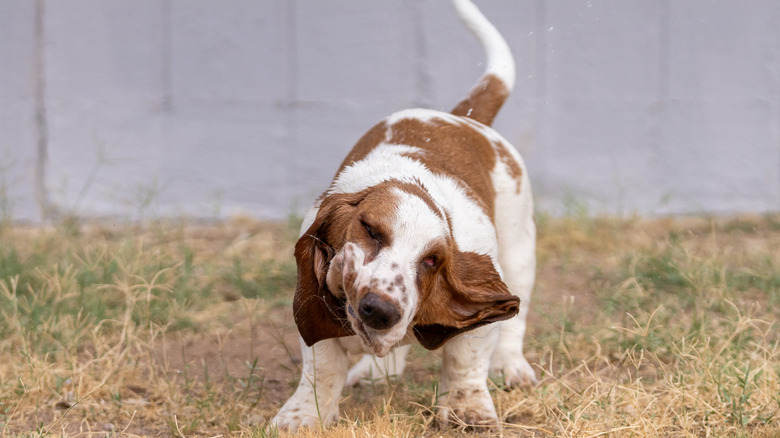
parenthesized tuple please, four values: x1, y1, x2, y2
(413, 250, 519, 350)
(292, 193, 362, 346)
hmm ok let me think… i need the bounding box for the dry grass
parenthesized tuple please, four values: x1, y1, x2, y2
(1, 214, 779, 437)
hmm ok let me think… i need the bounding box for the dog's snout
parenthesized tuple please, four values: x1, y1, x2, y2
(358, 292, 401, 330)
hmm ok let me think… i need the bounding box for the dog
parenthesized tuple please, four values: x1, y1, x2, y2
(271, 0, 536, 431)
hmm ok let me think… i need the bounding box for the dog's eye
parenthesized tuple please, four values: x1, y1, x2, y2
(422, 256, 436, 267)
(362, 221, 378, 241)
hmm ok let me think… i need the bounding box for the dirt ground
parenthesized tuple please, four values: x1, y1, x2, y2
(155, 238, 594, 428)
(7, 215, 780, 436)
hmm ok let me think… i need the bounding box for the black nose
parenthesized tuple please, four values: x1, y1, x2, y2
(358, 292, 401, 330)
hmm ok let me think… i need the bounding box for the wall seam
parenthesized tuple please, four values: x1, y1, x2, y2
(33, 0, 50, 220)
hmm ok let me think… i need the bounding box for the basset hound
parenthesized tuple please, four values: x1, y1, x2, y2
(271, 0, 536, 431)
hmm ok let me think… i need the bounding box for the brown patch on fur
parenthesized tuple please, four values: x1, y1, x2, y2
(494, 142, 523, 193)
(344, 183, 402, 262)
(328, 111, 521, 220)
(412, 244, 519, 350)
(391, 180, 445, 220)
(344, 270, 356, 286)
(387, 117, 496, 218)
(293, 192, 365, 346)
(451, 74, 510, 127)
(451, 388, 481, 403)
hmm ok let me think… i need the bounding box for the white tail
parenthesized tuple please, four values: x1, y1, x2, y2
(450, 0, 515, 126)
(452, 0, 515, 92)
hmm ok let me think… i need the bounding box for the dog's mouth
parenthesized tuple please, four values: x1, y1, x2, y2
(347, 303, 395, 356)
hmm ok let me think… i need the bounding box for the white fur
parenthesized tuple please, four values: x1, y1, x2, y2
(452, 0, 515, 91)
(489, 143, 537, 387)
(438, 324, 501, 425)
(271, 338, 349, 430)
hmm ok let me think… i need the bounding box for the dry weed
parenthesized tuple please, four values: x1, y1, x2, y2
(0, 215, 778, 437)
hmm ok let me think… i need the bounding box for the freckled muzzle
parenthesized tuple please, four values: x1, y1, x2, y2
(341, 242, 406, 342)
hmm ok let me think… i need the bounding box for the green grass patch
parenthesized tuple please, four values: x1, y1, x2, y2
(1, 215, 779, 437)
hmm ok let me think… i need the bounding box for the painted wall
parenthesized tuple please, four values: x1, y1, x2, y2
(2, 0, 779, 222)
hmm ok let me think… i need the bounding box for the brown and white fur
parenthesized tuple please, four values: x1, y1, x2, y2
(271, 0, 536, 431)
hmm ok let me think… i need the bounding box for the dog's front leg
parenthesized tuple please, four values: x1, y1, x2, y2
(437, 324, 500, 428)
(270, 336, 349, 432)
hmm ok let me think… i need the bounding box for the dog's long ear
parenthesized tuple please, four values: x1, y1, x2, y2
(413, 250, 519, 350)
(293, 192, 363, 346)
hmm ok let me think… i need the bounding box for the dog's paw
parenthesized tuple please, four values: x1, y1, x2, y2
(490, 352, 537, 388)
(269, 405, 338, 434)
(437, 387, 498, 429)
(269, 389, 340, 433)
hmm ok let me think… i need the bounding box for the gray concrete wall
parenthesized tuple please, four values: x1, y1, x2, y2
(2, 0, 779, 222)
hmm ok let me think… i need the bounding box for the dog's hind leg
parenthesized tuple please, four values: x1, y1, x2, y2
(489, 157, 537, 387)
(345, 344, 411, 386)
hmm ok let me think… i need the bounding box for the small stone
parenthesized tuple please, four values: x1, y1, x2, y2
(245, 412, 265, 426)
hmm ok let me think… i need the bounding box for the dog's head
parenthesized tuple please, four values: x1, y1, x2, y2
(292, 180, 519, 356)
